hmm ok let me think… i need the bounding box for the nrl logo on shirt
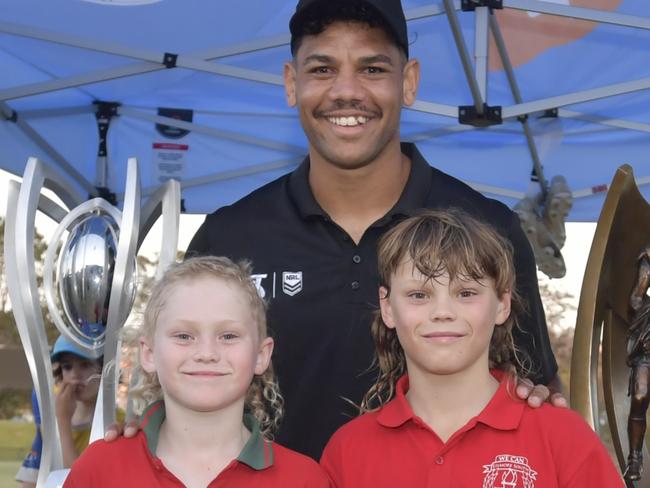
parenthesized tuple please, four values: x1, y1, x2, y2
(282, 271, 303, 296)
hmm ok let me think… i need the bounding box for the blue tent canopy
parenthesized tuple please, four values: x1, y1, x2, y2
(0, 0, 649, 221)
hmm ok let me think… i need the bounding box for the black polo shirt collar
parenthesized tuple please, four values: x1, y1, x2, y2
(288, 143, 433, 223)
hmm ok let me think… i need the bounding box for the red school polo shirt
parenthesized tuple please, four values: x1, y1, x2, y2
(321, 374, 624, 488)
(64, 401, 330, 487)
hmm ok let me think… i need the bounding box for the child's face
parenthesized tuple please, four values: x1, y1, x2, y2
(379, 260, 510, 379)
(58, 353, 102, 403)
(140, 276, 273, 414)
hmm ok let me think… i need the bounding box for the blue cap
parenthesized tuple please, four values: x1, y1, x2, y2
(50, 335, 95, 363)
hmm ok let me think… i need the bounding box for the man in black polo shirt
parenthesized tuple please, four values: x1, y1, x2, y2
(183, 0, 563, 461)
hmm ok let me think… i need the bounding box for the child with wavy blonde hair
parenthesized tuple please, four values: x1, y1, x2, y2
(65, 256, 329, 487)
(321, 209, 622, 487)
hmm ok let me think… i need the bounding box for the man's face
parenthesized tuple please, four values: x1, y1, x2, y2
(285, 21, 419, 171)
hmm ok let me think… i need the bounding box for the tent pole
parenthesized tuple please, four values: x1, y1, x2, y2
(408, 100, 459, 117)
(18, 105, 96, 119)
(118, 106, 306, 155)
(474, 6, 489, 103)
(117, 156, 303, 201)
(94, 102, 120, 189)
(489, 13, 547, 194)
(0, 102, 94, 194)
(502, 76, 650, 120)
(0, 63, 160, 102)
(558, 109, 650, 135)
(443, 0, 485, 113)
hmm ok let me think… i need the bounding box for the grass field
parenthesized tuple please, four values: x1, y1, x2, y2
(0, 461, 21, 488)
(0, 420, 33, 487)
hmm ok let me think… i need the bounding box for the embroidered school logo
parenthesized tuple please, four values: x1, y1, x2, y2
(282, 272, 303, 296)
(482, 454, 538, 488)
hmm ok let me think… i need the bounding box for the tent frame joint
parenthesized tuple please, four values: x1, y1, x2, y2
(459, 103, 502, 127)
(92, 186, 117, 206)
(5, 109, 18, 123)
(93, 101, 120, 157)
(462, 0, 502, 12)
(542, 108, 559, 118)
(163, 52, 178, 69)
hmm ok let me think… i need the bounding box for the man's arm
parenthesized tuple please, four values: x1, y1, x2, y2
(507, 212, 567, 407)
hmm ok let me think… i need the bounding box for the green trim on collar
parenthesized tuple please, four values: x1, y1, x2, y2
(138, 402, 273, 470)
(238, 414, 273, 470)
(140, 401, 166, 455)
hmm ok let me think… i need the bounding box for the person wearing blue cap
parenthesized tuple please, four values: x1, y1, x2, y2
(16, 336, 103, 488)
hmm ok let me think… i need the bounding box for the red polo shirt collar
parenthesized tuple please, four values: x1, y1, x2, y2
(377, 371, 526, 432)
(139, 401, 273, 471)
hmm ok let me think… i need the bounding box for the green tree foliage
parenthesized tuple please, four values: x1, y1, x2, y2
(0, 388, 31, 419)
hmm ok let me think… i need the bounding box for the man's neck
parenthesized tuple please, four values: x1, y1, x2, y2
(405, 361, 499, 443)
(308, 144, 411, 243)
(156, 398, 250, 488)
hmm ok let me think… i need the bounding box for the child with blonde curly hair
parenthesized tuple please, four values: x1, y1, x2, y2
(65, 256, 328, 487)
(321, 209, 622, 487)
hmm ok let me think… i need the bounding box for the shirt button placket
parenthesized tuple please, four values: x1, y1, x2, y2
(350, 248, 361, 291)
(430, 453, 449, 487)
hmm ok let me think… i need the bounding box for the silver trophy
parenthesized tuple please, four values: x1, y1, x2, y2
(4, 157, 180, 487)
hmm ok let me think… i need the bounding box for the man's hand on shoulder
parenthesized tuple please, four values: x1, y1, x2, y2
(103, 420, 139, 442)
(516, 374, 568, 408)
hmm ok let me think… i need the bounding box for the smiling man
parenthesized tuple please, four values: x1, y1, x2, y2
(185, 0, 562, 460)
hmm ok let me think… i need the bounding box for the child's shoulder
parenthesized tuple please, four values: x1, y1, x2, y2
(521, 402, 599, 441)
(524, 401, 588, 424)
(65, 435, 146, 485)
(79, 433, 144, 462)
(270, 442, 330, 485)
(324, 411, 384, 451)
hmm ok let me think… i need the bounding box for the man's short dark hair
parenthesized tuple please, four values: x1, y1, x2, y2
(290, 3, 407, 58)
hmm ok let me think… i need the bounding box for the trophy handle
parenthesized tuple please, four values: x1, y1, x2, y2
(124, 179, 180, 421)
(4, 157, 85, 487)
(138, 178, 181, 278)
(89, 157, 141, 440)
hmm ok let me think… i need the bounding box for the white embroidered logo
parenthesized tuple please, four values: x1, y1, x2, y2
(282, 272, 303, 296)
(482, 454, 537, 488)
(251, 274, 268, 298)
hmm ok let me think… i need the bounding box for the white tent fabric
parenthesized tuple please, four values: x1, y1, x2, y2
(0, 0, 649, 221)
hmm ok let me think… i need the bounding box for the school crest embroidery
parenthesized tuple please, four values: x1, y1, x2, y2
(482, 454, 537, 488)
(282, 272, 303, 296)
